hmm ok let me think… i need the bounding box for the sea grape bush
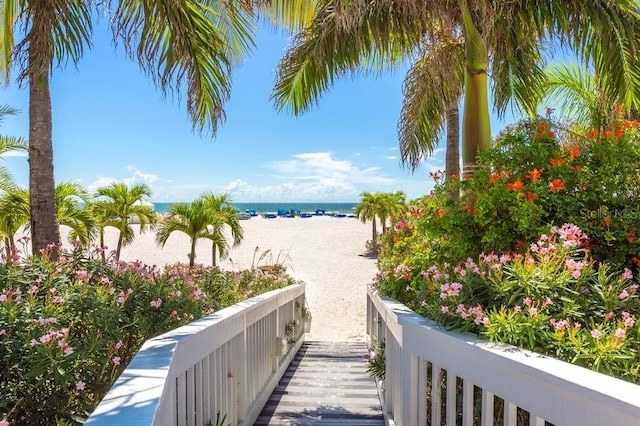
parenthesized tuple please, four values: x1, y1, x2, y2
(0, 243, 296, 425)
(376, 117, 640, 383)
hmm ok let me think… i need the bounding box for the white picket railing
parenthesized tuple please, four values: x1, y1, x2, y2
(367, 286, 640, 426)
(86, 283, 307, 426)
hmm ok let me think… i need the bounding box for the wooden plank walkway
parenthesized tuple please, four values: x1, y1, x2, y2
(255, 341, 385, 425)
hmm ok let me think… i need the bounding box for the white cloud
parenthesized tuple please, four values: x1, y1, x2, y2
(386, 156, 398, 160)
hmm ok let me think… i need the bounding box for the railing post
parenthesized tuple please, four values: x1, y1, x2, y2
(237, 309, 248, 422)
(400, 341, 418, 425)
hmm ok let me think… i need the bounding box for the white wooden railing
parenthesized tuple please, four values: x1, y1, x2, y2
(367, 286, 640, 426)
(86, 283, 307, 426)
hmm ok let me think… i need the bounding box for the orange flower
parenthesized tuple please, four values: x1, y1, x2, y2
(549, 158, 567, 166)
(571, 165, 583, 171)
(506, 179, 524, 191)
(567, 147, 579, 159)
(616, 129, 624, 140)
(549, 179, 565, 192)
(604, 218, 611, 229)
(489, 173, 500, 185)
(449, 174, 459, 181)
(604, 130, 613, 139)
(461, 205, 474, 213)
(435, 208, 445, 219)
(526, 168, 543, 182)
(524, 192, 537, 202)
(587, 130, 599, 139)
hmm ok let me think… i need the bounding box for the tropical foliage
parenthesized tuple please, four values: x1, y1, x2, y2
(272, 1, 640, 177)
(156, 193, 244, 268)
(93, 183, 156, 261)
(0, 244, 297, 425)
(354, 191, 406, 244)
(0, 0, 316, 256)
(375, 117, 640, 383)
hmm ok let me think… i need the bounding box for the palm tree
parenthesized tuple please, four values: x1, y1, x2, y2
(272, 1, 640, 178)
(0, 183, 95, 256)
(535, 63, 619, 132)
(354, 192, 385, 243)
(0, 105, 27, 192)
(378, 191, 407, 235)
(0, 1, 316, 257)
(201, 192, 244, 267)
(155, 200, 213, 268)
(94, 183, 156, 261)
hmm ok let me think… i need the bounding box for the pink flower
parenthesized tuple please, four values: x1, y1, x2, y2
(0, 294, 6, 302)
(441, 305, 449, 313)
(615, 328, 626, 338)
(150, 299, 162, 308)
(0, 329, 5, 336)
(618, 290, 629, 300)
(523, 297, 532, 306)
(482, 317, 490, 326)
(30, 339, 39, 347)
(514, 305, 522, 313)
(0, 418, 8, 426)
(590, 329, 602, 339)
(76, 381, 86, 390)
(192, 289, 203, 300)
(64, 346, 74, 356)
(528, 307, 538, 316)
(623, 268, 633, 280)
(112, 356, 121, 365)
(605, 311, 614, 320)
(115, 341, 123, 350)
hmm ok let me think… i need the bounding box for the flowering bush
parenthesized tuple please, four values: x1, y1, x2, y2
(383, 117, 640, 273)
(0, 244, 297, 425)
(375, 117, 640, 383)
(379, 223, 640, 382)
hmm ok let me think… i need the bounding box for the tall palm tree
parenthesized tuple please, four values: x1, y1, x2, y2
(201, 192, 244, 267)
(0, 0, 316, 257)
(272, 1, 640, 178)
(94, 182, 155, 261)
(155, 200, 214, 268)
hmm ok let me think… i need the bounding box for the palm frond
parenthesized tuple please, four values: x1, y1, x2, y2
(112, 0, 239, 134)
(271, 0, 429, 115)
(398, 35, 464, 170)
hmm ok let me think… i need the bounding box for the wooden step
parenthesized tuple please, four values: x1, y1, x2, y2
(255, 341, 384, 425)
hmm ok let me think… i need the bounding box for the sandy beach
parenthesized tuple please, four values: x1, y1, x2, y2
(64, 215, 378, 341)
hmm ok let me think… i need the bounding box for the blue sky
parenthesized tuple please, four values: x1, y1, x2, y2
(0, 21, 517, 203)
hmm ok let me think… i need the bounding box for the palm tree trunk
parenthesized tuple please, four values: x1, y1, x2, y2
(100, 230, 106, 262)
(4, 237, 11, 260)
(458, 0, 491, 179)
(28, 55, 60, 258)
(116, 230, 124, 261)
(371, 219, 377, 242)
(445, 104, 461, 179)
(189, 238, 197, 268)
(211, 242, 217, 267)
(445, 103, 461, 201)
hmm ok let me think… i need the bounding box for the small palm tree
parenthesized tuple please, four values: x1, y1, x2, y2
(0, 182, 95, 256)
(56, 182, 96, 246)
(155, 200, 214, 268)
(201, 192, 244, 267)
(0, 105, 27, 193)
(94, 183, 156, 261)
(0, 190, 29, 258)
(378, 192, 407, 235)
(355, 192, 385, 243)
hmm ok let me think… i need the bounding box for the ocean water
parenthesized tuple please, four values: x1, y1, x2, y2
(152, 202, 358, 215)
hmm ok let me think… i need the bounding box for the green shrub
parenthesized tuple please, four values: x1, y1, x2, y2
(0, 245, 297, 425)
(375, 118, 640, 383)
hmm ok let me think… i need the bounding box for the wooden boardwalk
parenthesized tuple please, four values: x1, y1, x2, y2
(255, 341, 385, 425)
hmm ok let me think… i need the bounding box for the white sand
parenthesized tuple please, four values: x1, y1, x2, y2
(65, 215, 378, 341)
